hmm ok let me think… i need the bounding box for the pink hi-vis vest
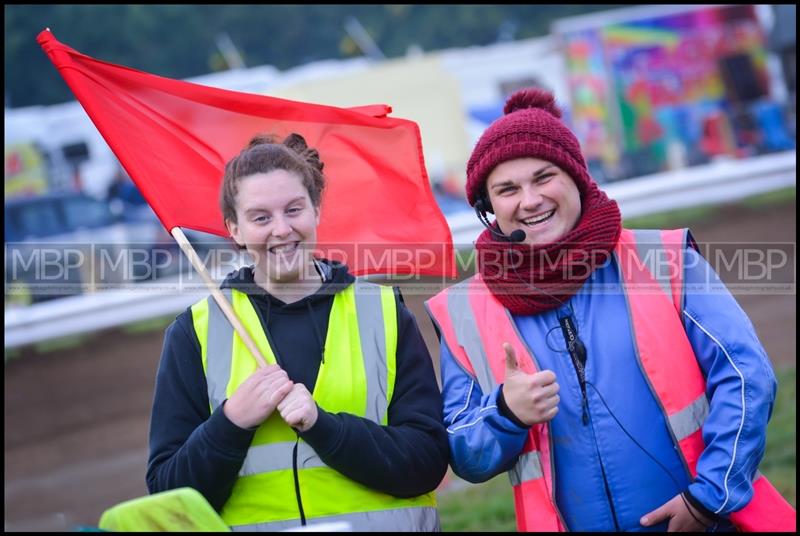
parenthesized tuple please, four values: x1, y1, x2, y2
(426, 228, 796, 532)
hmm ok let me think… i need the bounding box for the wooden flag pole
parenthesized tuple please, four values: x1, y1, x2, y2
(171, 227, 268, 368)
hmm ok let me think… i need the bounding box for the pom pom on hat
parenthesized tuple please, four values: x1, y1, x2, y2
(503, 87, 562, 118)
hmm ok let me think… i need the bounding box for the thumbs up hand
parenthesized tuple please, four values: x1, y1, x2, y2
(502, 343, 560, 426)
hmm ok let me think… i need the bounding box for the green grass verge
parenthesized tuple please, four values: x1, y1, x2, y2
(740, 186, 796, 209)
(5, 315, 174, 360)
(438, 475, 515, 532)
(623, 186, 795, 229)
(623, 204, 717, 230)
(33, 334, 90, 353)
(120, 315, 174, 334)
(439, 364, 796, 530)
(761, 364, 797, 507)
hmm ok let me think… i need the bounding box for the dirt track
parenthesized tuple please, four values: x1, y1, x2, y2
(4, 200, 795, 531)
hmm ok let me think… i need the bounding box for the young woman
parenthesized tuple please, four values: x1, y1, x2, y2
(147, 133, 447, 531)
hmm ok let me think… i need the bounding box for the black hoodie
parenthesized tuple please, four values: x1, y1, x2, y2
(146, 260, 448, 512)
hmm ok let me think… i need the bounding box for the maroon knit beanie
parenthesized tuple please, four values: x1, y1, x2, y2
(466, 87, 592, 206)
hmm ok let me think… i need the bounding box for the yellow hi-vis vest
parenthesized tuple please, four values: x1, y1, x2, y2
(191, 281, 439, 531)
(426, 229, 795, 532)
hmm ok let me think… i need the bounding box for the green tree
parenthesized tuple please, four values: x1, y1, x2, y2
(6, 5, 627, 108)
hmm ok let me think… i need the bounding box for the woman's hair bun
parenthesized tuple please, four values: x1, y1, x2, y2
(283, 133, 324, 173)
(503, 87, 562, 119)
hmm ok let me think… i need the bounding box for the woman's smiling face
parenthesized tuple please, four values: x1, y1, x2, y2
(226, 169, 320, 283)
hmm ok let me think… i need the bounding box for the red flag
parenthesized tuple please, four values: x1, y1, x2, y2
(37, 29, 455, 277)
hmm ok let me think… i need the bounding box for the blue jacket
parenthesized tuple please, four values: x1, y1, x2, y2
(441, 246, 777, 531)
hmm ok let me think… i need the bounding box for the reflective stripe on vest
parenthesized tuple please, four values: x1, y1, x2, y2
(426, 228, 795, 532)
(509, 450, 544, 486)
(426, 277, 565, 532)
(191, 281, 437, 530)
(231, 506, 440, 532)
(445, 281, 494, 394)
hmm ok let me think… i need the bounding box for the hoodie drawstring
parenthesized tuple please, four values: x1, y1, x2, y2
(306, 300, 326, 364)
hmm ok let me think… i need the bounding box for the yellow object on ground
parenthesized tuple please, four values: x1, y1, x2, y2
(98, 487, 231, 532)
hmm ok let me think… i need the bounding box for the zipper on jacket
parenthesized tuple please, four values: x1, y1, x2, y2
(557, 311, 620, 528)
(292, 435, 307, 526)
(558, 315, 589, 425)
(597, 450, 621, 531)
(583, 393, 622, 531)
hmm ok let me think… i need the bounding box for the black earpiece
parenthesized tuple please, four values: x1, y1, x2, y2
(473, 194, 525, 243)
(475, 196, 493, 214)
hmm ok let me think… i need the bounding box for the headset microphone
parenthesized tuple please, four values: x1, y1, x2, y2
(474, 198, 526, 243)
(505, 229, 526, 243)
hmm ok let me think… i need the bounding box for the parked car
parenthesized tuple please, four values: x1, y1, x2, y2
(108, 194, 239, 281)
(4, 191, 169, 305)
